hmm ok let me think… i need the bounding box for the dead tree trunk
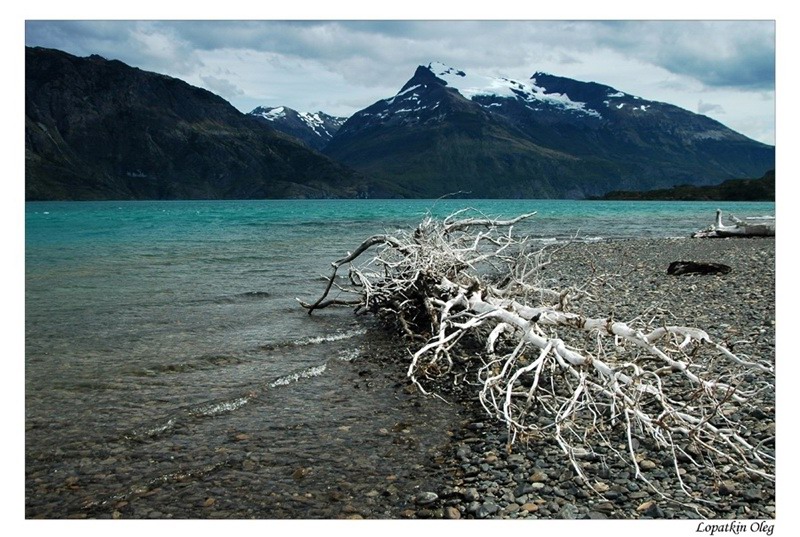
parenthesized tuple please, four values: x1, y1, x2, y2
(693, 209, 775, 238)
(299, 210, 775, 500)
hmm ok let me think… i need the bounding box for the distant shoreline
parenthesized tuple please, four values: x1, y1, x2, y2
(593, 170, 774, 202)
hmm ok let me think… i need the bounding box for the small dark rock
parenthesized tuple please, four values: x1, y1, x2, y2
(558, 503, 579, 519)
(596, 502, 616, 512)
(719, 480, 737, 496)
(416, 508, 440, 519)
(463, 488, 480, 502)
(643, 503, 666, 519)
(514, 483, 534, 497)
(743, 488, 764, 502)
(476, 501, 500, 519)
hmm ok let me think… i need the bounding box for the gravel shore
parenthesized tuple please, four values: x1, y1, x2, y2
(27, 236, 773, 520)
(398, 236, 776, 520)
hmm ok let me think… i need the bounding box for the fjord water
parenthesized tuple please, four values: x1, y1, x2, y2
(25, 199, 774, 518)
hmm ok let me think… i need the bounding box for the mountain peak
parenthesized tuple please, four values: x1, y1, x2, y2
(427, 61, 466, 78)
(251, 105, 288, 121)
(323, 60, 773, 199)
(249, 105, 346, 151)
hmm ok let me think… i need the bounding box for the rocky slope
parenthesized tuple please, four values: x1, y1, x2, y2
(25, 47, 383, 200)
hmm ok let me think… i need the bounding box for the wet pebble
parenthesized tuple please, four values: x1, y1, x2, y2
(415, 492, 438, 505)
(529, 471, 548, 483)
(743, 488, 764, 502)
(639, 460, 657, 471)
(558, 503, 579, 519)
(476, 501, 499, 518)
(444, 506, 461, 519)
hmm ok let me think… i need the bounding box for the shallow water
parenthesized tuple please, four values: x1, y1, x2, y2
(24, 199, 775, 518)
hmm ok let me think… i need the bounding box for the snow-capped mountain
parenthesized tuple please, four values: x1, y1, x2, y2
(427, 61, 603, 119)
(250, 106, 346, 151)
(325, 62, 773, 198)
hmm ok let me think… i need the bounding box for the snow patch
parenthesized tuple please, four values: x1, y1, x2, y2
(297, 111, 332, 136)
(254, 106, 286, 121)
(429, 62, 602, 119)
(396, 84, 422, 98)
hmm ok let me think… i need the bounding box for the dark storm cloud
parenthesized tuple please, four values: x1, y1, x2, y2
(660, 45, 774, 91)
(25, 20, 775, 91)
(592, 20, 775, 91)
(25, 20, 203, 75)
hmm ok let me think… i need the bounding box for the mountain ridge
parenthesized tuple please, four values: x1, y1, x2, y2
(25, 50, 774, 200)
(323, 62, 774, 198)
(25, 47, 388, 200)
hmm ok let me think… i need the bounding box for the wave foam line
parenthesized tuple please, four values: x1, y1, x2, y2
(270, 364, 327, 387)
(125, 395, 253, 441)
(336, 348, 361, 362)
(295, 328, 368, 346)
(129, 418, 177, 439)
(188, 395, 251, 417)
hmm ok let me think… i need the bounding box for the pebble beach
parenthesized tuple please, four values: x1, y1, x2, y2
(376, 235, 777, 520)
(25, 233, 776, 521)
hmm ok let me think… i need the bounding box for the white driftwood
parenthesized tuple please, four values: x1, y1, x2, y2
(300, 211, 775, 500)
(693, 209, 775, 238)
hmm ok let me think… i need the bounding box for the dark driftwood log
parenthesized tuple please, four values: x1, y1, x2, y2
(667, 261, 732, 275)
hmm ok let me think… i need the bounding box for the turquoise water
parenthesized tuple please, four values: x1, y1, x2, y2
(24, 199, 775, 518)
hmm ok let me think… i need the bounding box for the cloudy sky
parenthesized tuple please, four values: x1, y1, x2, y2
(24, 18, 776, 144)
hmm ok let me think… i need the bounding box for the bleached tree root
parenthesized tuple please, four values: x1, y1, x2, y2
(299, 210, 775, 500)
(693, 209, 775, 238)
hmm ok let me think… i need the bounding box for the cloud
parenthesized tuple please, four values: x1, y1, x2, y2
(25, 20, 775, 91)
(591, 21, 775, 91)
(698, 100, 726, 116)
(25, 20, 203, 75)
(199, 75, 245, 100)
(23, 20, 775, 143)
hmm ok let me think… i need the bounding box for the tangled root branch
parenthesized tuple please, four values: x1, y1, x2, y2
(299, 210, 775, 499)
